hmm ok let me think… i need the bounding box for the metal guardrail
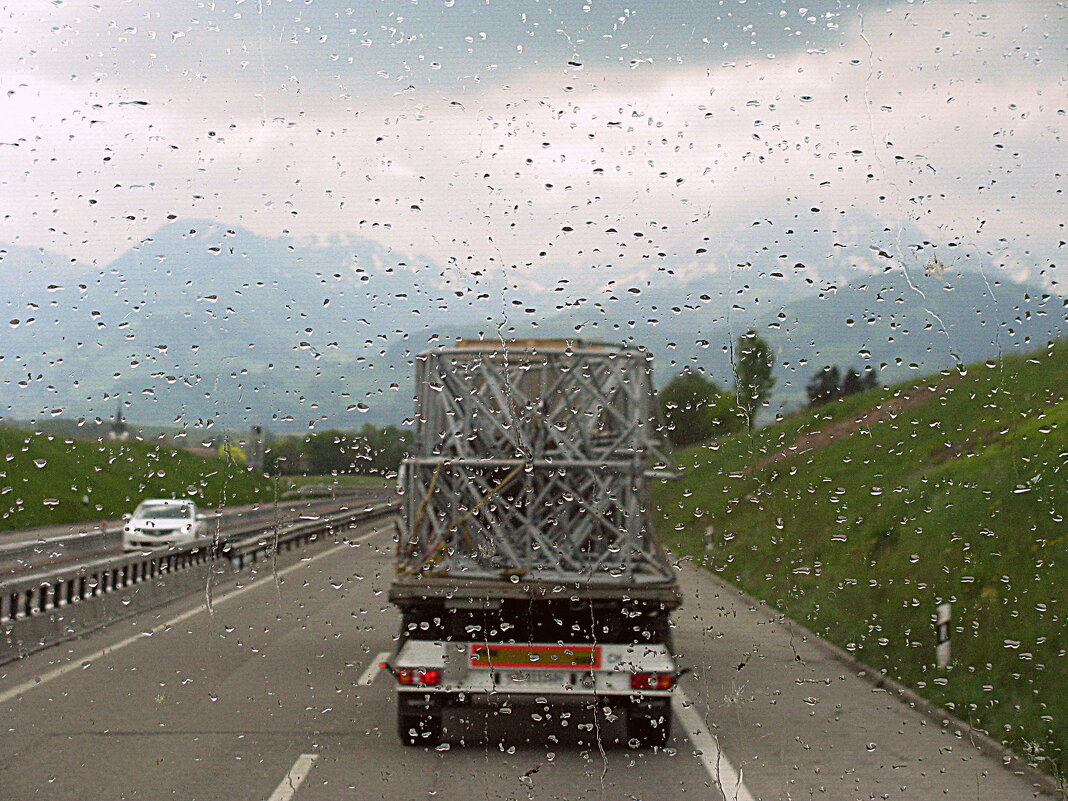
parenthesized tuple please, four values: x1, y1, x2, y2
(0, 489, 390, 575)
(0, 500, 399, 626)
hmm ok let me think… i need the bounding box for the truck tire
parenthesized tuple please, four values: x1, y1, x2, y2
(398, 705, 443, 747)
(626, 703, 672, 748)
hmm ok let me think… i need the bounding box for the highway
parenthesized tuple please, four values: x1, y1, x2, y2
(0, 517, 1046, 800)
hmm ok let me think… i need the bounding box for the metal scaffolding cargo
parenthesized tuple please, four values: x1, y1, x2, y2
(413, 338, 671, 465)
(397, 338, 675, 583)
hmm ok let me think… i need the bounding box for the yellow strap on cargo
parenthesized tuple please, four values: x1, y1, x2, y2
(448, 463, 524, 531)
(419, 462, 525, 574)
(408, 462, 442, 539)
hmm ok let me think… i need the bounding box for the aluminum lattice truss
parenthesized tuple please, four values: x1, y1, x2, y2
(398, 340, 674, 582)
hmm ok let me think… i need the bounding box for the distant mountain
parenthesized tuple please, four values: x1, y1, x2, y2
(529, 267, 1067, 414)
(0, 220, 456, 430)
(751, 269, 1067, 410)
(2, 217, 1065, 432)
(468, 209, 1068, 405)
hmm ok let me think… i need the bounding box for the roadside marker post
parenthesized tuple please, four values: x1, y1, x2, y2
(935, 602, 952, 668)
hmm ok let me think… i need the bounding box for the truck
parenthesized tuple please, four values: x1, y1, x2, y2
(385, 338, 682, 747)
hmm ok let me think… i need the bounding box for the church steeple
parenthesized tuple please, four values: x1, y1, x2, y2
(108, 401, 129, 440)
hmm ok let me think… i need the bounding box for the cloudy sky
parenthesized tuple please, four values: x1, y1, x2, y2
(0, 0, 1063, 292)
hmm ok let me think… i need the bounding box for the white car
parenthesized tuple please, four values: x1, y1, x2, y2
(122, 499, 207, 551)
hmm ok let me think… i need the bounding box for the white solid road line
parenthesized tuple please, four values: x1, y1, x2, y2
(266, 754, 319, 801)
(674, 690, 756, 801)
(0, 524, 387, 707)
(357, 650, 392, 685)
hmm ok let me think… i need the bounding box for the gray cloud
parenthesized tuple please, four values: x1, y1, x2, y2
(4, 1, 892, 97)
(0, 0, 1063, 292)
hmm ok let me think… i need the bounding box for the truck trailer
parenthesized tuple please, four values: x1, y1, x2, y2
(386, 338, 682, 747)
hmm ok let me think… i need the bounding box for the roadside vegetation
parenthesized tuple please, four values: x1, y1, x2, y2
(658, 330, 774, 445)
(266, 424, 411, 476)
(0, 429, 273, 532)
(655, 339, 1068, 778)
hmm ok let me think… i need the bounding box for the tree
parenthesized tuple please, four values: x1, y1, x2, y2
(658, 369, 743, 447)
(264, 436, 304, 474)
(706, 389, 746, 436)
(217, 441, 247, 465)
(734, 330, 775, 430)
(841, 368, 863, 397)
(807, 364, 881, 408)
(806, 365, 841, 407)
(264, 425, 413, 476)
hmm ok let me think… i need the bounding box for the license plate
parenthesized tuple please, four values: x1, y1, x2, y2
(506, 671, 568, 685)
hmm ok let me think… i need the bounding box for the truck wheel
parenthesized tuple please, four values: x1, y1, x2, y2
(626, 705, 672, 748)
(398, 706, 443, 747)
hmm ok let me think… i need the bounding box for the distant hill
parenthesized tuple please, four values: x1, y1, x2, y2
(0, 424, 272, 531)
(751, 268, 1066, 409)
(654, 338, 1068, 775)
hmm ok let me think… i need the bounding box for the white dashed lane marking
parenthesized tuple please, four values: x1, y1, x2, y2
(266, 754, 318, 801)
(357, 651, 392, 685)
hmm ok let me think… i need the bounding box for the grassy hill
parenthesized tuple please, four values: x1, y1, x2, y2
(655, 339, 1068, 777)
(0, 428, 275, 532)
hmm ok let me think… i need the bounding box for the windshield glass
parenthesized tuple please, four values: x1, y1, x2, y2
(0, 1, 1064, 799)
(135, 503, 193, 520)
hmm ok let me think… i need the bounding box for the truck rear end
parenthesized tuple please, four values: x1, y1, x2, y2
(386, 338, 681, 747)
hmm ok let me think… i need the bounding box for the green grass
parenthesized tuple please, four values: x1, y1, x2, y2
(655, 340, 1068, 778)
(0, 429, 275, 531)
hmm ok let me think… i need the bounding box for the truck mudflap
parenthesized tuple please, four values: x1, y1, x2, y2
(386, 640, 679, 697)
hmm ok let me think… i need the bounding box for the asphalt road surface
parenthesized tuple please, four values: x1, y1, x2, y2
(0, 519, 1047, 800)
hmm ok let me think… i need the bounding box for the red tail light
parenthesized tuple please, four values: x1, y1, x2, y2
(630, 672, 676, 691)
(396, 667, 442, 686)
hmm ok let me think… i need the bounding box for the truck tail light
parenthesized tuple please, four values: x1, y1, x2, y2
(396, 667, 442, 687)
(630, 672, 676, 691)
